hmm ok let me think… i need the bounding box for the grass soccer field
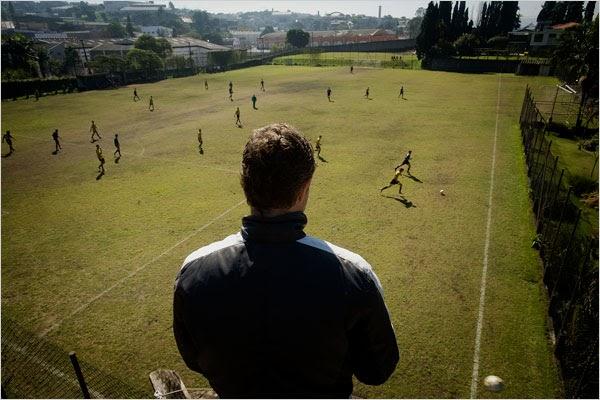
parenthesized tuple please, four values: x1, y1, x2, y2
(1, 65, 562, 398)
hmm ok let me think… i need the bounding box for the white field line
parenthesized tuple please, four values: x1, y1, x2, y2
(470, 74, 502, 399)
(7, 342, 104, 398)
(39, 199, 245, 338)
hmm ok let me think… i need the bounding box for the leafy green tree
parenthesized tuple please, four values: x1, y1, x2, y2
(487, 35, 508, 48)
(90, 55, 126, 73)
(37, 47, 49, 77)
(126, 48, 163, 72)
(63, 46, 79, 75)
(169, 1, 175, 10)
(407, 16, 423, 38)
(286, 29, 309, 48)
(2, 33, 36, 70)
(537, 1, 556, 22)
(134, 35, 172, 58)
(126, 15, 134, 37)
(584, 1, 596, 22)
(8, 1, 15, 19)
(202, 32, 224, 44)
(454, 33, 481, 56)
(105, 21, 126, 38)
(552, 2, 569, 24)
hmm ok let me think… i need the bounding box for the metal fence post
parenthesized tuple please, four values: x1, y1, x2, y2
(538, 155, 559, 232)
(69, 352, 91, 399)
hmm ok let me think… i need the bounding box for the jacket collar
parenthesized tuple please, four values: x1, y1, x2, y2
(241, 211, 307, 243)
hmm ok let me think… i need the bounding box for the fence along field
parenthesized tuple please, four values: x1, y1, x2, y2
(1, 65, 561, 397)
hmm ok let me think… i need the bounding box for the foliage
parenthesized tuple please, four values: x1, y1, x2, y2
(63, 46, 79, 75)
(36, 47, 49, 78)
(454, 33, 481, 56)
(477, 1, 520, 40)
(202, 31, 224, 45)
(487, 35, 508, 49)
(584, 1, 596, 22)
(89, 55, 127, 73)
(126, 48, 163, 71)
(538, 1, 585, 25)
(126, 15, 134, 37)
(407, 16, 423, 39)
(286, 29, 310, 48)
(1, 33, 37, 72)
(165, 55, 190, 69)
(105, 21, 126, 38)
(134, 35, 172, 58)
(416, 1, 439, 59)
(207, 50, 241, 66)
(551, 17, 598, 85)
(416, 1, 472, 60)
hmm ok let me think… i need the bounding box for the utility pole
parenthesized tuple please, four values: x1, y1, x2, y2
(80, 39, 91, 75)
(378, 5, 382, 19)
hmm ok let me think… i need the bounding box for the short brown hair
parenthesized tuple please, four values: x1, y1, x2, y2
(241, 123, 315, 210)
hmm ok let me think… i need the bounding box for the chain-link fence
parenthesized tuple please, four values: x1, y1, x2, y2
(520, 86, 599, 399)
(1, 318, 148, 398)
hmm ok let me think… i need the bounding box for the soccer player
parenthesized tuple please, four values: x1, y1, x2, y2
(326, 87, 332, 102)
(114, 134, 121, 157)
(380, 166, 404, 194)
(52, 129, 61, 152)
(235, 107, 241, 127)
(149, 96, 154, 111)
(364, 87, 370, 99)
(96, 144, 105, 173)
(260, 78, 265, 91)
(133, 88, 140, 101)
(205, 79, 209, 90)
(228, 86, 234, 101)
(251, 94, 257, 110)
(399, 86, 404, 99)
(400, 150, 412, 175)
(350, 65, 354, 74)
(198, 128, 204, 154)
(35, 89, 40, 101)
(315, 135, 322, 157)
(90, 120, 101, 142)
(3, 130, 15, 153)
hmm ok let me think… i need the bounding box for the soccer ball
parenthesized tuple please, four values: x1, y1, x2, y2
(483, 375, 504, 392)
(440, 189, 445, 195)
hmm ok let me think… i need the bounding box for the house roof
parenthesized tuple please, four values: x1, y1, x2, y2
(90, 43, 133, 52)
(166, 37, 231, 50)
(260, 29, 397, 40)
(1, 21, 15, 30)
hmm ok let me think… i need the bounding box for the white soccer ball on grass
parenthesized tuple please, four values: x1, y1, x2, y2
(483, 375, 504, 392)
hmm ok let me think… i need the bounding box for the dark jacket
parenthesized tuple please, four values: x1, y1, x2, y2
(173, 212, 399, 398)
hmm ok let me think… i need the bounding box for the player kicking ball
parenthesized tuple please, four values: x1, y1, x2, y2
(400, 150, 412, 175)
(380, 166, 404, 195)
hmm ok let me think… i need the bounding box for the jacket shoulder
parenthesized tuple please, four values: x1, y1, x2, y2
(181, 232, 244, 269)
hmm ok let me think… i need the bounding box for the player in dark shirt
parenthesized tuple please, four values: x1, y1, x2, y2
(235, 107, 241, 127)
(96, 144, 105, 173)
(400, 150, 412, 175)
(114, 134, 121, 157)
(52, 129, 61, 152)
(3, 130, 15, 153)
(399, 86, 404, 99)
(327, 87, 332, 102)
(149, 96, 154, 111)
(90, 120, 101, 142)
(133, 88, 140, 101)
(198, 129, 204, 154)
(251, 94, 257, 109)
(260, 79, 265, 91)
(364, 87, 370, 99)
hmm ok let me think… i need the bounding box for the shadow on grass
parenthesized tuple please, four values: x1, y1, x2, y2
(406, 174, 423, 183)
(318, 155, 328, 163)
(382, 194, 416, 208)
(96, 171, 105, 180)
(2, 151, 14, 158)
(115, 156, 121, 164)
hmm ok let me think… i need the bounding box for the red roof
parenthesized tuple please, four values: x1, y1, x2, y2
(551, 22, 580, 30)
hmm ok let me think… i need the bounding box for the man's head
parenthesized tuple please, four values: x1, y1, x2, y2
(241, 123, 315, 215)
(96, 144, 100, 148)
(115, 134, 118, 137)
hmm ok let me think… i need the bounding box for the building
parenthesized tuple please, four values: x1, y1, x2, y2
(257, 28, 398, 49)
(141, 26, 174, 38)
(530, 21, 578, 50)
(1, 21, 16, 34)
(167, 37, 232, 67)
(103, 1, 134, 13)
(229, 30, 261, 49)
(120, 2, 166, 13)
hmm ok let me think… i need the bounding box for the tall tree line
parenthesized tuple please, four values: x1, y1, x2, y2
(476, 1, 520, 40)
(537, 1, 595, 25)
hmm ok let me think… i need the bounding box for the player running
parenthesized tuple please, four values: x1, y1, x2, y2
(350, 65, 354, 74)
(96, 144, 105, 173)
(400, 150, 412, 175)
(380, 166, 404, 194)
(90, 120, 101, 142)
(228, 86, 234, 101)
(327, 87, 332, 102)
(197, 128, 203, 154)
(364, 87, 370, 99)
(235, 107, 242, 127)
(204, 79, 208, 90)
(399, 86, 404, 99)
(3, 130, 15, 153)
(315, 135, 322, 157)
(149, 96, 154, 111)
(251, 94, 257, 109)
(113, 134, 121, 157)
(52, 129, 62, 152)
(260, 78, 265, 91)
(133, 88, 140, 101)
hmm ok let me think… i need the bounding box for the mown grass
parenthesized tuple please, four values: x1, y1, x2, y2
(1, 65, 561, 398)
(272, 51, 420, 69)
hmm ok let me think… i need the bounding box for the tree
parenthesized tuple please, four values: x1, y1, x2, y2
(407, 16, 423, 38)
(565, 1, 584, 23)
(37, 47, 49, 77)
(202, 31, 224, 44)
(551, 17, 598, 130)
(126, 48, 163, 72)
(64, 46, 79, 75)
(8, 1, 15, 19)
(416, 1, 440, 60)
(169, 1, 175, 10)
(260, 26, 275, 36)
(379, 15, 398, 30)
(552, 2, 569, 24)
(584, 1, 596, 22)
(126, 15, 134, 37)
(454, 33, 481, 56)
(105, 21, 126, 38)
(286, 29, 309, 48)
(90, 55, 126, 73)
(498, 2, 520, 34)
(134, 35, 172, 58)
(537, 1, 556, 22)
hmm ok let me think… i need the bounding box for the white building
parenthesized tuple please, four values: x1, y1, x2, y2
(141, 26, 174, 38)
(229, 31, 261, 49)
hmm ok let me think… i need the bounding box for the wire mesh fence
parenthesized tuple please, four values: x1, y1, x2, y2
(520, 86, 599, 399)
(1, 318, 148, 398)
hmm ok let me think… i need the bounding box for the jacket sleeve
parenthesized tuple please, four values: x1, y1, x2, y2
(349, 270, 400, 385)
(173, 278, 203, 374)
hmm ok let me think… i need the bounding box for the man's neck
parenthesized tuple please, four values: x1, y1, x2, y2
(251, 207, 303, 218)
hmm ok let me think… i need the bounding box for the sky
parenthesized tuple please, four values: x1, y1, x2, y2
(168, 0, 546, 20)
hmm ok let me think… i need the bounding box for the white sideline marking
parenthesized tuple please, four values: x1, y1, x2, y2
(7, 342, 104, 398)
(470, 74, 502, 399)
(39, 199, 245, 338)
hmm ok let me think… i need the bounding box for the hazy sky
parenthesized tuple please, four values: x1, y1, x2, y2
(169, 1, 545, 19)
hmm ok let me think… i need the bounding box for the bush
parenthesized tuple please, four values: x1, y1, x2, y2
(487, 35, 508, 49)
(570, 175, 598, 197)
(454, 33, 481, 56)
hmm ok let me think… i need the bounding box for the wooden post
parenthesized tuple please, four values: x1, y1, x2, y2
(547, 186, 572, 275)
(551, 209, 582, 295)
(149, 369, 190, 399)
(69, 352, 90, 399)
